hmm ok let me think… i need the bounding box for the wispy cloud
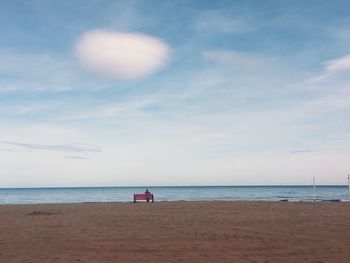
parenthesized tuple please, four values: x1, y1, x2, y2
(0, 50, 81, 92)
(202, 50, 264, 67)
(65, 156, 88, 160)
(193, 10, 255, 33)
(289, 150, 315, 154)
(306, 89, 350, 111)
(1, 141, 101, 153)
(325, 54, 350, 73)
(104, 0, 157, 31)
(57, 96, 159, 121)
(0, 149, 15, 152)
(311, 54, 350, 81)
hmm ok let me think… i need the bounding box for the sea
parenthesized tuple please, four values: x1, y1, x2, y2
(0, 185, 349, 204)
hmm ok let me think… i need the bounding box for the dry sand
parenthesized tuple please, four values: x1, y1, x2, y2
(0, 201, 349, 262)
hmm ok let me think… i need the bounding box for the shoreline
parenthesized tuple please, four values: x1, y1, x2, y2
(0, 198, 349, 206)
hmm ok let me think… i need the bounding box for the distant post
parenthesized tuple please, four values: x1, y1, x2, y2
(313, 177, 316, 202)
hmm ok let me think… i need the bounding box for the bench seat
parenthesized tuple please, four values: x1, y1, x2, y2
(133, 193, 154, 203)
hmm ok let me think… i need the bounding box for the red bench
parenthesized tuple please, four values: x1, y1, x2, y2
(133, 193, 154, 203)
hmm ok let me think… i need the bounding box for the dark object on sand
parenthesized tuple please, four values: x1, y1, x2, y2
(27, 210, 60, 216)
(321, 199, 341, 202)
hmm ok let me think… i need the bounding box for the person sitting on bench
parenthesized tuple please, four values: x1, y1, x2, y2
(145, 189, 151, 202)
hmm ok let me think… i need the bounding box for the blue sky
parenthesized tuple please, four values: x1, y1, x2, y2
(0, 0, 350, 187)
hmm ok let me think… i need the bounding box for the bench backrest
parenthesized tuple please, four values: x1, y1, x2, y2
(134, 194, 153, 200)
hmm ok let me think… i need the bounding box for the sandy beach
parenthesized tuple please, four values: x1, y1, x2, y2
(0, 201, 349, 262)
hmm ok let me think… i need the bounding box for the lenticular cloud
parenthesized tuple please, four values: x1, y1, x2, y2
(75, 30, 171, 80)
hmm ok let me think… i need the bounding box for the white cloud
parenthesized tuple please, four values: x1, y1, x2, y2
(75, 30, 171, 80)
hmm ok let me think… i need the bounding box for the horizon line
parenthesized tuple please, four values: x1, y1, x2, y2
(0, 184, 348, 190)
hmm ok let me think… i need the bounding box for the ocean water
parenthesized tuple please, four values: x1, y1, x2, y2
(0, 186, 349, 204)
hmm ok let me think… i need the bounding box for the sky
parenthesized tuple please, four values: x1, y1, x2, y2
(0, 0, 350, 187)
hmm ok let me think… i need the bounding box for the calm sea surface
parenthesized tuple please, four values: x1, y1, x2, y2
(0, 186, 349, 204)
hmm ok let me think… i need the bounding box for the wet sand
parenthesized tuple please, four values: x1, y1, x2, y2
(0, 201, 349, 262)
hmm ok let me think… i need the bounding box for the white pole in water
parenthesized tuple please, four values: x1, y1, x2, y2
(313, 177, 316, 202)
